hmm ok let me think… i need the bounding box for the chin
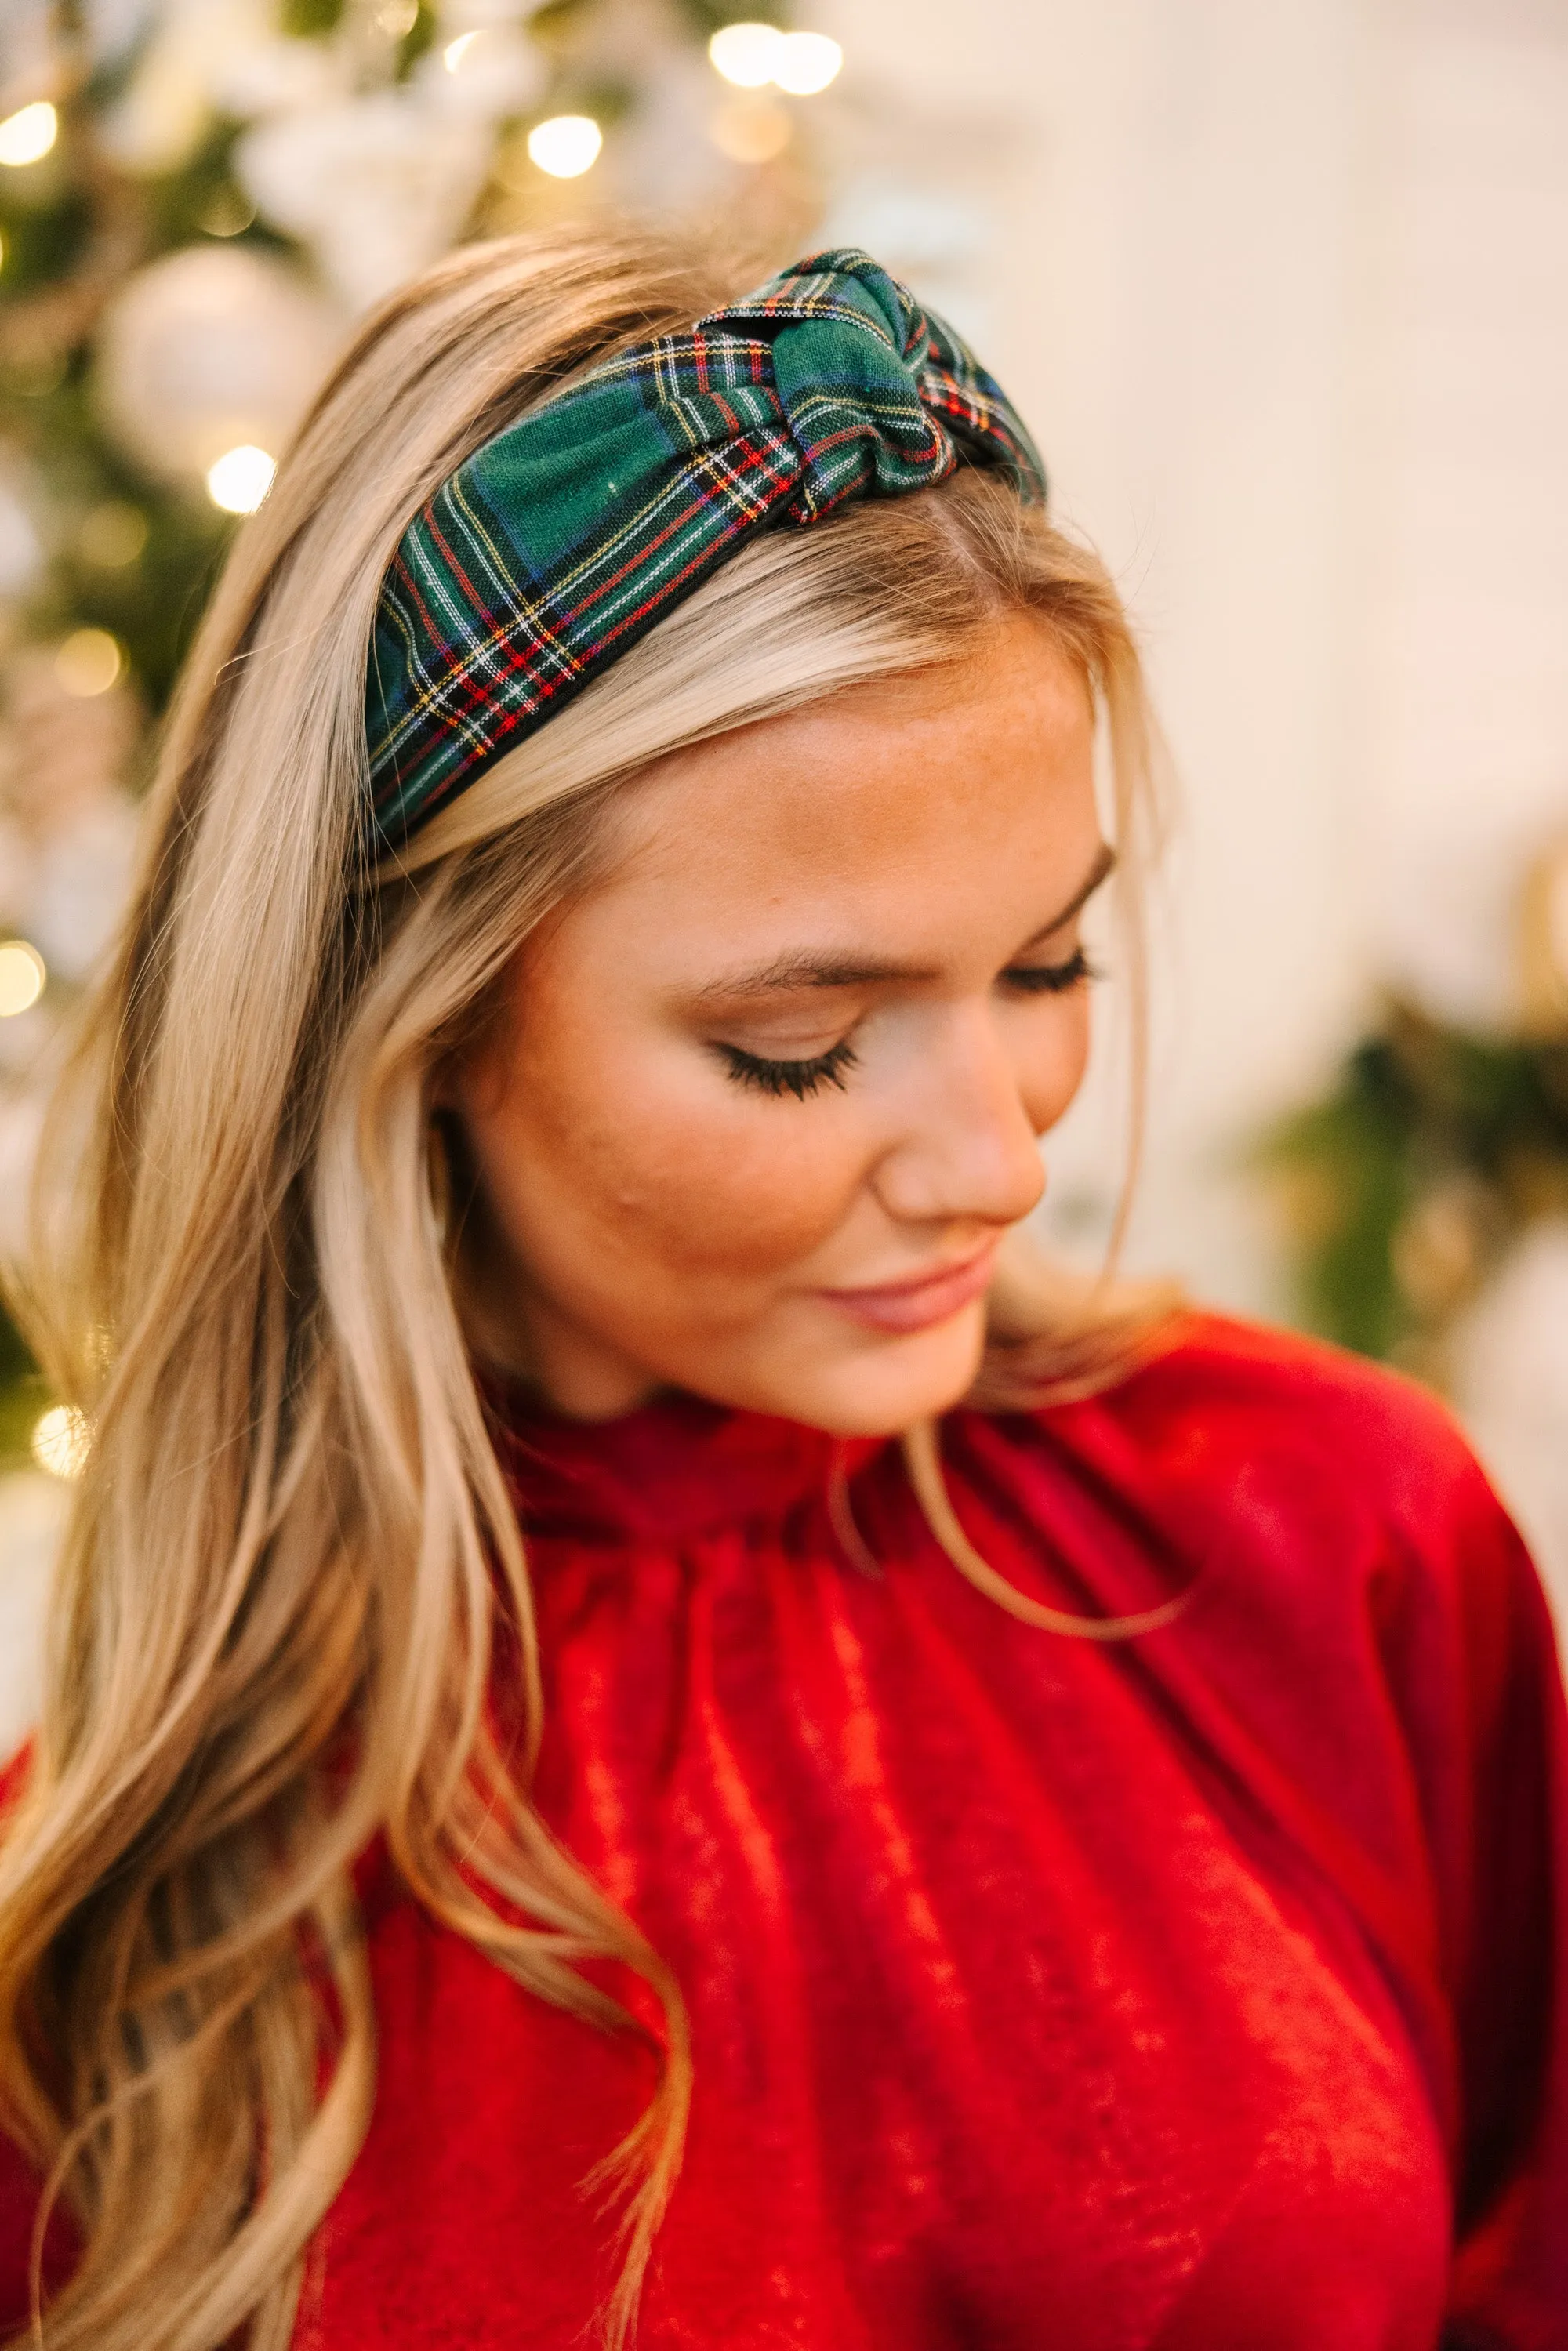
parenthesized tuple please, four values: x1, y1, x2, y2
(779, 1299, 989, 1438)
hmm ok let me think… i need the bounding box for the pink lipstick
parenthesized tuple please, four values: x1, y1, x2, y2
(817, 1242, 999, 1334)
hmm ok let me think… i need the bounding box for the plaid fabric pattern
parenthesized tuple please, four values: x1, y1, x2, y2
(365, 249, 1047, 844)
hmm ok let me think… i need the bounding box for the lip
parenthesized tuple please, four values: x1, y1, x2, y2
(816, 1241, 1000, 1334)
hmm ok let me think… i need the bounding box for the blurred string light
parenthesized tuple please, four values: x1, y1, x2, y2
(710, 103, 792, 165)
(0, 101, 58, 168)
(78, 502, 147, 568)
(708, 24, 842, 96)
(444, 32, 480, 71)
(55, 627, 122, 697)
(772, 33, 843, 94)
(206, 444, 276, 514)
(708, 23, 782, 87)
(198, 187, 257, 238)
(0, 939, 46, 1017)
(31, 1403, 90, 1482)
(527, 115, 602, 179)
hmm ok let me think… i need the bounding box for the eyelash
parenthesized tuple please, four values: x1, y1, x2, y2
(1000, 944, 1098, 996)
(717, 1038, 860, 1099)
(716, 951, 1098, 1101)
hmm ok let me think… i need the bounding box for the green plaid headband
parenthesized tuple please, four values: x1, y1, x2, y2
(365, 247, 1046, 846)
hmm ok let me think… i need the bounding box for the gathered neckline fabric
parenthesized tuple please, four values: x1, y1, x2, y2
(487, 1379, 889, 1545)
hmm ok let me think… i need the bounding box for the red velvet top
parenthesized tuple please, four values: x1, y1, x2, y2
(4, 1315, 1566, 2348)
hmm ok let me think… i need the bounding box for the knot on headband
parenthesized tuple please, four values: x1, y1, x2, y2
(366, 249, 1046, 846)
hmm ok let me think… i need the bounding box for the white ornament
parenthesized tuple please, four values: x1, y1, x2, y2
(208, 34, 346, 122)
(607, 53, 733, 210)
(238, 89, 494, 313)
(95, 243, 341, 481)
(99, 0, 272, 173)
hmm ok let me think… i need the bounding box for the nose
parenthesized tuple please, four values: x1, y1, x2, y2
(870, 1002, 1050, 1231)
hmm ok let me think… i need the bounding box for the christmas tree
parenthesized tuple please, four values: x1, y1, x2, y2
(1, 0, 843, 1469)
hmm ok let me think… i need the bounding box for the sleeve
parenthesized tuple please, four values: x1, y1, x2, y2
(1432, 1465, 1568, 2348)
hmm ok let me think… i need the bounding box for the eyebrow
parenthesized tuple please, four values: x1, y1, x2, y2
(691, 840, 1117, 1000)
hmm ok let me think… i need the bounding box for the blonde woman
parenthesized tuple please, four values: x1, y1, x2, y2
(0, 232, 1563, 2351)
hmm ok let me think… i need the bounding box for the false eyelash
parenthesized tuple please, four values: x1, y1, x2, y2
(1000, 945, 1099, 996)
(717, 1036, 860, 1099)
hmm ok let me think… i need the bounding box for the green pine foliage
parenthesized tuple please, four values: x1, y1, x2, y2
(1263, 1000, 1568, 1375)
(2, 0, 776, 1464)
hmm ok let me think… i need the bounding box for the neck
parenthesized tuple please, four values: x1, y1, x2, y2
(463, 1258, 662, 1423)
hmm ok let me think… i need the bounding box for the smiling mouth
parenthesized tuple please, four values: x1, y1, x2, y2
(816, 1241, 1000, 1334)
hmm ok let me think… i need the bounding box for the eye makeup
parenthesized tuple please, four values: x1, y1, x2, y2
(711, 945, 1098, 1100)
(999, 944, 1098, 995)
(715, 1037, 860, 1099)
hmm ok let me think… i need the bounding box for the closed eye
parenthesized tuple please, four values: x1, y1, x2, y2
(1000, 945, 1098, 996)
(715, 1037, 859, 1099)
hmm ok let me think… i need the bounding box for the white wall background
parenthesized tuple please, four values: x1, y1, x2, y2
(815, 0, 1568, 1605)
(817, 0, 1568, 1303)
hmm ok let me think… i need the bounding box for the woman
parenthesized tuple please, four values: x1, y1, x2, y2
(0, 230, 1563, 2351)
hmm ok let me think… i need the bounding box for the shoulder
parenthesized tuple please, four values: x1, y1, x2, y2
(946, 1317, 1563, 1892)
(1088, 1308, 1486, 1526)
(949, 1310, 1535, 1651)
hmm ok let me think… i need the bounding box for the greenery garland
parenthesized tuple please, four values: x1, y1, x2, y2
(1263, 992, 1568, 1382)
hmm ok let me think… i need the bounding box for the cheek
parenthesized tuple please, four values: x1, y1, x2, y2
(1022, 994, 1094, 1134)
(466, 1012, 865, 1285)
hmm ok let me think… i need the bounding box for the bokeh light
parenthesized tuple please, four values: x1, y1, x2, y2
(709, 25, 841, 96)
(31, 1404, 90, 1482)
(0, 102, 58, 169)
(0, 939, 45, 1018)
(772, 31, 843, 95)
(526, 115, 603, 179)
(710, 102, 793, 165)
(77, 502, 148, 568)
(54, 627, 123, 697)
(206, 444, 277, 513)
(709, 24, 784, 89)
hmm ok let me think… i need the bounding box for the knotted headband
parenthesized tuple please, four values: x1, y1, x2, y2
(365, 248, 1046, 846)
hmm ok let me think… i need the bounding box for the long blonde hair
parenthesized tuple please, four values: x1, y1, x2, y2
(0, 226, 1168, 2351)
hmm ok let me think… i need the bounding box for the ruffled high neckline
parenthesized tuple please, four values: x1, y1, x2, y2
(487, 1378, 891, 1543)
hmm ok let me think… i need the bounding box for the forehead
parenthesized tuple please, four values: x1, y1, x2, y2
(587, 615, 1099, 966)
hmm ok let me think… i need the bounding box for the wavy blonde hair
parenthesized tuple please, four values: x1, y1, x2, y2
(0, 225, 1170, 2351)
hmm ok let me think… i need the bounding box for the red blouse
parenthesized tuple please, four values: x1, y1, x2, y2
(4, 1315, 1566, 2348)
